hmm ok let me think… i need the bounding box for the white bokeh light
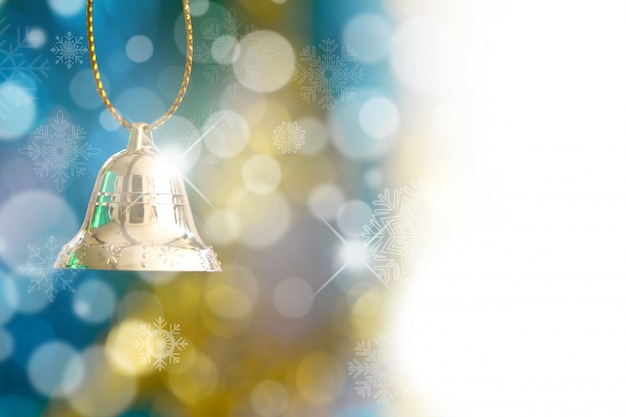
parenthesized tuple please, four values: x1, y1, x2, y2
(0, 82, 36, 141)
(250, 380, 290, 417)
(72, 279, 117, 324)
(234, 30, 296, 93)
(25, 28, 46, 48)
(297, 116, 329, 155)
(27, 341, 82, 398)
(336, 199, 372, 237)
(359, 97, 400, 139)
(307, 184, 345, 220)
(343, 14, 392, 64)
(48, 0, 83, 16)
(126, 35, 153, 63)
(188, 0, 210, 16)
(212, 35, 241, 65)
(203, 210, 240, 246)
(242, 155, 282, 194)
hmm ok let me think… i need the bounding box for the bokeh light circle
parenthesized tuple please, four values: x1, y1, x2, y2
(27, 341, 82, 398)
(48, 0, 83, 16)
(219, 86, 268, 127)
(295, 352, 345, 405)
(297, 116, 329, 155)
(68, 346, 137, 417)
(99, 109, 119, 131)
(167, 352, 219, 404)
(358, 97, 400, 139)
(212, 35, 240, 65)
(126, 35, 153, 63)
(250, 380, 290, 417)
(25, 28, 46, 49)
(330, 95, 398, 160)
(188, 0, 210, 16)
(0, 190, 78, 269)
(105, 319, 153, 377)
(336, 199, 373, 237)
(206, 285, 253, 319)
(307, 183, 345, 220)
(73, 279, 117, 324)
(0, 82, 36, 141)
(202, 110, 249, 160)
(230, 190, 291, 248)
(273, 278, 313, 319)
(234, 30, 295, 93)
(0, 328, 14, 361)
(203, 210, 240, 246)
(242, 155, 282, 194)
(343, 13, 392, 64)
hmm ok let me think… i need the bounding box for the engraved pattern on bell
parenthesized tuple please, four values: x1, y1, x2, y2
(54, 123, 221, 272)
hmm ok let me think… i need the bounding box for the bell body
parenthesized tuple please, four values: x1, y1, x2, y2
(55, 123, 221, 271)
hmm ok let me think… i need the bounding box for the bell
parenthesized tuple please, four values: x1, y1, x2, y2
(54, 123, 221, 272)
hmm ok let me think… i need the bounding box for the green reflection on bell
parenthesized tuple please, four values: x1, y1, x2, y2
(54, 122, 221, 272)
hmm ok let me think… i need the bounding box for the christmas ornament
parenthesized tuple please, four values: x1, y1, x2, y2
(55, 0, 221, 271)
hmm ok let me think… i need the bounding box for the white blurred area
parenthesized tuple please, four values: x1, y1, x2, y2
(389, 0, 626, 415)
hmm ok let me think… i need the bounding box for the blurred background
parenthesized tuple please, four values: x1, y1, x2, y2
(6, 0, 626, 416)
(0, 0, 433, 416)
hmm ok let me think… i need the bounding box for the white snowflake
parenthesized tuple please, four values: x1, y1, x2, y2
(197, 8, 276, 97)
(98, 244, 123, 268)
(273, 121, 306, 154)
(0, 18, 48, 118)
(17, 236, 78, 302)
(50, 31, 87, 69)
(19, 109, 100, 192)
(133, 317, 188, 371)
(159, 247, 182, 267)
(347, 333, 409, 405)
(293, 39, 365, 110)
(362, 179, 427, 283)
(0, 18, 49, 82)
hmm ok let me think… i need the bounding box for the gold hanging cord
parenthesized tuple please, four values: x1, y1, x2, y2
(86, 0, 193, 131)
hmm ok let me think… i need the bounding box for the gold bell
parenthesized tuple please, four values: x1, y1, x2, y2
(54, 123, 221, 272)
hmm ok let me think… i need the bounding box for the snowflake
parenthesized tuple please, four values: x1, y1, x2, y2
(133, 317, 188, 371)
(19, 109, 100, 192)
(17, 236, 78, 302)
(0, 18, 49, 82)
(50, 31, 87, 69)
(347, 333, 409, 405)
(293, 39, 365, 110)
(0, 18, 48, 118)
(362, 179, 427, 283)
(98, 244, 123, 268)
(197, 8, 276, 97)
(273, 121, 306, 154)
(159, 247, 182, 267)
